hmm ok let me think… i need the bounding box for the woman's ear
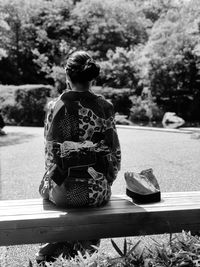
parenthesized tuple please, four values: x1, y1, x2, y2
(66, 81, 72, 90)
(66, 75, 72, 90)
(90, 80, 94, 88)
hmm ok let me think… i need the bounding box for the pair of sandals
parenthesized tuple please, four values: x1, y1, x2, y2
(35, 242, 74, 266)
(35, 240, 100, 266)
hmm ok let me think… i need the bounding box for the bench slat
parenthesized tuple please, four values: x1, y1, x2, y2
(0, 191, 199, 207)
(1, 195, 200, 217)
(0, 192, 199, 211)
(1, 201, 200, 221)
(0, 192, 200, 246)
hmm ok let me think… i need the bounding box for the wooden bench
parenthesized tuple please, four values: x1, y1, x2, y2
(0, 191, 200, 246)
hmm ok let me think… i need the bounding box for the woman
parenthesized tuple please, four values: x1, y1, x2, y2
(37, 51, 121, 263)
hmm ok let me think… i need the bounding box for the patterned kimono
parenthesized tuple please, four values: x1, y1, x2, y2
(39, 90, 121, 208)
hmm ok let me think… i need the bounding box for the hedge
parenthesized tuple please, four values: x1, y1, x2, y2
(1, 85, 53, 126)
(92, 86, 133, 116)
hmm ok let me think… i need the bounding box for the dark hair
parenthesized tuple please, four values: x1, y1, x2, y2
(65, 51, 100, 84)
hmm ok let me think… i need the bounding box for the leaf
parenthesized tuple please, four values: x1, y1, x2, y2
(90, 245, 100, 251)
(155, 247, 169, 263)
(77, 250, 85, 263)
(126, 240, 141, 257)
(111, 239, 124, 257)
(123, 238, 127, 256)
(138, 247, 145, 261)
(145, 245, 154, 255)
(151, 237, 163, 247)
(84, 251, 91, 259)
(27, 259, 33, 267)
(169, 232, 173, 246)
(108, 256, 125, 266)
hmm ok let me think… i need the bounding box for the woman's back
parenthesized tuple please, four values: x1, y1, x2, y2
(41, 90, 121, 207)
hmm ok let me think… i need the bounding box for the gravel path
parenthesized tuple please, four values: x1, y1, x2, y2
(0, 126, 200, 266)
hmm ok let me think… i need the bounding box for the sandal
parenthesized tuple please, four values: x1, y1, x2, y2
(35, 242, 66, 266)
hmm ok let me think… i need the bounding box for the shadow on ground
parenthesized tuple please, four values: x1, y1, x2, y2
(0, 132, 36, 147)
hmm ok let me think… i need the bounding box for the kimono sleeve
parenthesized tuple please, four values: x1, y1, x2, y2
(44, 99, 58, 170)
(103, 104, 121, 183)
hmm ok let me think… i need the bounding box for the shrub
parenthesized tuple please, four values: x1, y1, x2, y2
(50, 66, 66, 96)
(0, 85, 19, 106)
(92, 86, 133, 116)
(1, 85, 53, 126)
(28, 231, 200, 266)
(1, 103, 21, 125)
(129, 95, 164, 123)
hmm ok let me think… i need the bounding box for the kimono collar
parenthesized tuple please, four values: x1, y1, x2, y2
(60, 90, 98, 102)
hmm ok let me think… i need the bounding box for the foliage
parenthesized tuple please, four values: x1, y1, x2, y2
(92, 86, 133, 116)
(0, 0, 149, 85)
(0, 11, 10, 59)
(0, 0, 73, 84)
(130, 97, 163, 123)
(50, 66, 66, 95)
(0, 84, 135, 126)
(148, 231, 200, 267)
(0, 83, 162, 126)
(99, 47, 140, 89)
(141, 0, 200, 97)
(129, 89, 164, 122)
(0, 0, 200, 121)
(71, 0, 149, 58)
(0, 85, 19, 106)
(1, 84, 52, 126)
(131, 0, 200, 121)
(28, 231, 200, 266)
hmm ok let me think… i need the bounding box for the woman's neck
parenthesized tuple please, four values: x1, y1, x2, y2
(71, 88, 89, 92)
(70, 82, 91, 92)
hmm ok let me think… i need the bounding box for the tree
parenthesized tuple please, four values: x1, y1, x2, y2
(71, 0, 149, 58)
(0, 0, 73, 84)
(137, 0, 200, 97)
(99, 47, 139, 89)
(0, 11, 9, 59)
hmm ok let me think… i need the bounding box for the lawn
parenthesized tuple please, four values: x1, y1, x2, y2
(0, 126, 200, 266)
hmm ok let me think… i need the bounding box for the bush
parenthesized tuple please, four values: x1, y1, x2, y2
(1, 103, 22, 125)
(1, 85, 53, 126)
(92, 86, 133, 116)
(0, 85, 19, 106)
(50, 66, 66, 96)
(129, 95, 164, 123)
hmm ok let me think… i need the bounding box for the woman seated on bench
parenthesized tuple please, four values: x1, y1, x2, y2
(37, 51, 121, 264)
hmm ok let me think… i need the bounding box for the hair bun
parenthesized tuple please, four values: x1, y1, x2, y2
(81, 58, 100, 81)
(83, 58, 95, 70)
(65, 51, 100, 83)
